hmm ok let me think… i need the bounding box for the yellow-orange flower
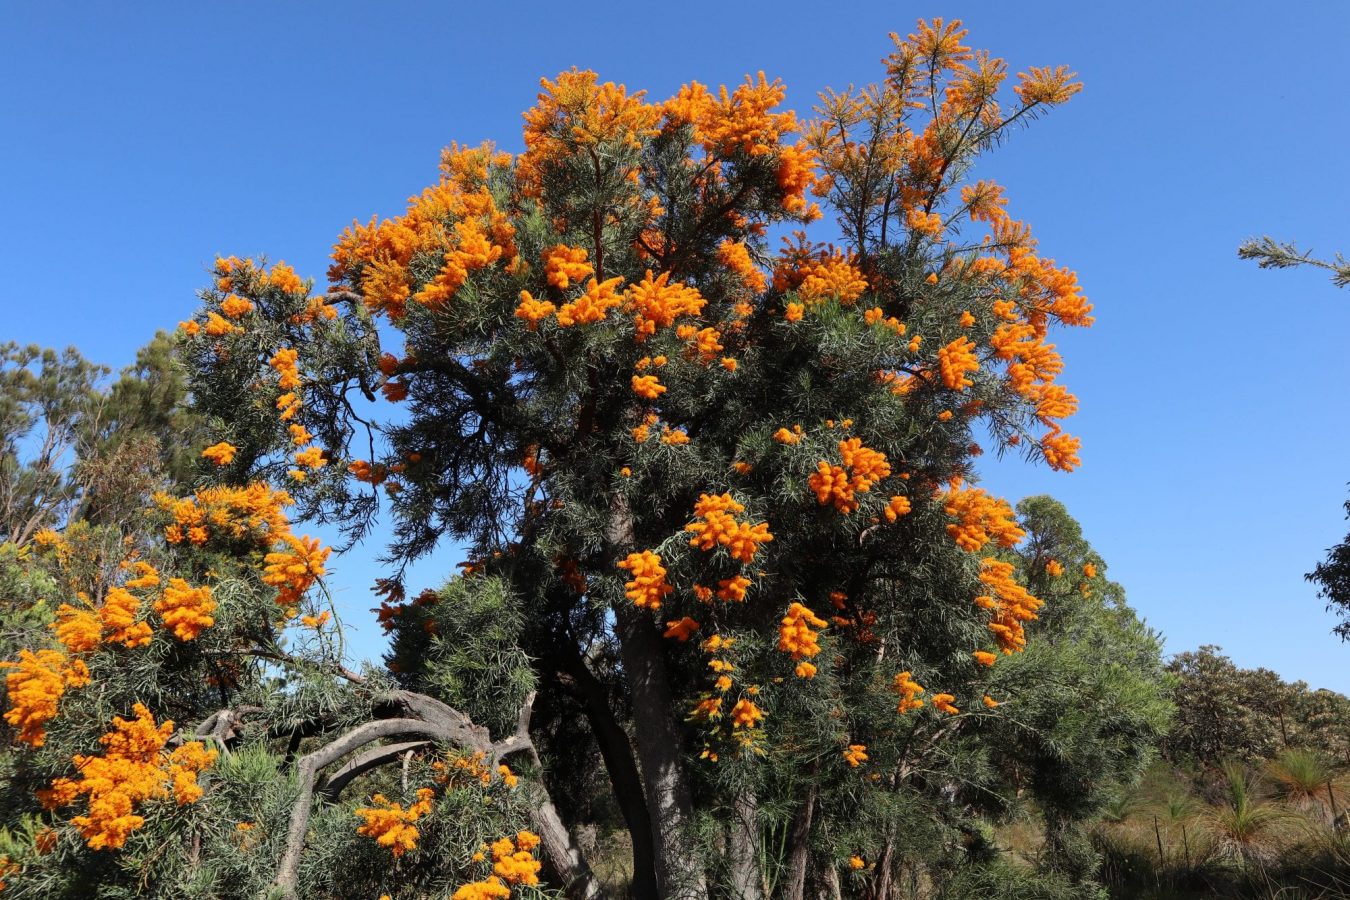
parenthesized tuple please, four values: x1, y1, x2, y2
(940, 483, 1025, 552)
(932, 693, 959, 715)
(631, 374, 666, 400)
(153, 579, 216, 641)
(201, 441, 237, 465)
(730, 698, 764, 730)
(616, 550, 673, 610)
(1, 649, 90, 747)
(556, 276, 624, 326)
(937, 336, 979, 390)
(542, 244, 593, 290)
(663, 617, 700, 641)
(778, 602, 827, 667)
(355, 788, 434, 857)
(843, 744, 868, 767)
(684, 492, 773, 563)
(892, 671, 925, 714)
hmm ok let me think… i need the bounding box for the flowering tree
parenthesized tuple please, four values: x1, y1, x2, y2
(0, 20, 1119, 899)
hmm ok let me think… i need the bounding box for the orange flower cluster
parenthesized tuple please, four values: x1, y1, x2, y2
(684, 493, 773, 563)
(777, 602, 828, 678)
(331, 142, 516, 319)
(843, 744, 869, 767)
(40, 704, 217, 850)
(664, 73, 798, 159)
(932, 693, 960, 715)
(772, 424, 803, 444)
(939, 483, 1025, 552)
(973, 650, 997, 667)
(543, 244, 593, 289)
(809, 438, 891, 513)
(892, 671, 925, 713)
(616, 550, 673, 610)
(519, 69, 660, 194)
(663, 616, 700, 641)
(515, 290, 556, 330)
(717, 240, 767, 293)
(977, 558, 1044, 654)
(1045, 559, 1064, 577)
(631, 374, 666, 400)
(153, 578, 216, 641)
(1, 649, 90, 747)
(355, 788, 434, 857)
(625, 270, 706, 340)
(774, 244, 868, 306)
(155, 482, 293, 546)
(730, 697, 765, 730)
(451, 832, 542, 900)
(99, 587, 154, 648)
(262, 534, 331, 609)
(937, 336, 979, 390)
(883, 495, 912, 522)
(201, 441, 237, 466)
(556, 276, 624, 326)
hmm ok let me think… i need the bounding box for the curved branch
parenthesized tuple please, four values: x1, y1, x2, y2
(270, 690, 603, 900)
(320, 740, 432, 802)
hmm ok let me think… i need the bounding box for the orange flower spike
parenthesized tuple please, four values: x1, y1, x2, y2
(625, 270, 706, 340)
(717, 240, 768, 293)
(52, 603, 101, 654)
(663, 617, 700, 641)
(100, 587, 153, 648)
(940, 483, 1025, 552)
(729, 698, 765, 730)
(684, 493, 773, 563)
(631, 374, 667, 400)
(354, 788, 435, 858)
(892, 671, 925, 714)
(932, 693, 960, 715)
(1045, 559, 1064, 577)
(542, 244, 593, 290)
(716, 574, 753, 602)
(1, 649, 90, 747)
(153, 579, 216, 641)
(269, 347, 301, 391)
(883, 495, 912, 522)
(842, 744, 868, 767)
(556, 276, 625, 326)
(777, 602, 828, 664)
(515, 290, 556, 330)
(262, 534, 332, 608)
(616, 550, 673, 610)
(937, 336, 979, 390)
(972, 650, 997, 667)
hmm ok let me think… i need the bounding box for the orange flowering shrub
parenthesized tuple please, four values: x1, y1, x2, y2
(39, 704, 217, 850)
(1, 649, 90, 747)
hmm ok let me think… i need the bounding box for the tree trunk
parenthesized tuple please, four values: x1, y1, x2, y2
(728, 790, 764, 900)
(608, 495, 708, 899)
(612, 600, 708, 898)
(558, 641, 660, 900)
(781, 784, 817, 900)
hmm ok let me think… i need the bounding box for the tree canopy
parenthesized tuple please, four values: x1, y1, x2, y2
(0, 20, 1182, 900)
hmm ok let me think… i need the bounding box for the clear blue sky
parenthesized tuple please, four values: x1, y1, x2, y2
(5, 1, 1349, 689)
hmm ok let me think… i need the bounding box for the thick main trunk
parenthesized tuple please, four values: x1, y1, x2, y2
(559, 643, 660, 900)
(607, 495, 708, 899)
(728, 790, 764, 900)
(612, 600, 708, 898)
(781, 785, 817, 900)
